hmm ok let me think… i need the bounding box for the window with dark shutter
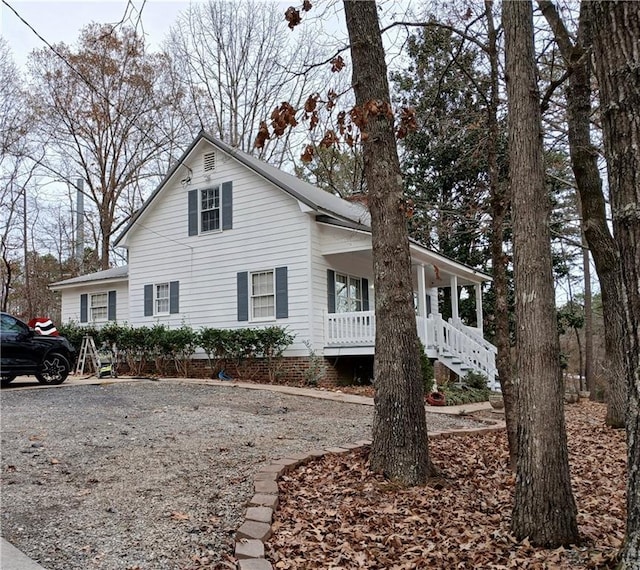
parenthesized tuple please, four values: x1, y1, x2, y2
(169, 281, 179, 314)
(188, 190, 198, 236)
(144, 284, 153, 317)
(222, 181, 233, 230)
(275, 267, 288, 319)
(80, 294, 88, 323)
(327, 270, 336, 313)
(108, 290, 117, 321)
(237, 272, 249, 321)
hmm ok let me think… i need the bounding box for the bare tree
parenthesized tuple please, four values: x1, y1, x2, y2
(539, 0, 627, 430)
(0, 40, 40, 313)
(590, 1, 640, 565)
(27, 24, 182, 269)
(503, 0, 579, 546)
(166, 0, 328, 166)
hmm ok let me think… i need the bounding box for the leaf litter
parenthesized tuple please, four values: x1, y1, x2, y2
(267, 402, 626, 569)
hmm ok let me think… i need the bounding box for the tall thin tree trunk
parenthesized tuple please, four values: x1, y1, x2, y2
(503, 0, 579, 546)
(581, 226, 593, 395)
(343, 0, 432, 485)
(23, 186, 32, 317)
(485, 0, 517, 468)
(539, 0, 626, 427)
(591, 2, 640, 565)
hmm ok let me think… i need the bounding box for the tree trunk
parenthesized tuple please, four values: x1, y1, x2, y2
(485, 0, 517, 468)
(343, 0, 432, 485)
(590, 2, 640, 565)
(581, 224, 593, 395)
(503, 0, 579, 546)
(539, 0, 627, 427)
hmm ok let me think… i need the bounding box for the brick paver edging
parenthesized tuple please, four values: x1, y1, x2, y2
(233, 421, 506, 569)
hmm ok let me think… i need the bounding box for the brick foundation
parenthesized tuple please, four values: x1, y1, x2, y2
(116, 356, 342, 388)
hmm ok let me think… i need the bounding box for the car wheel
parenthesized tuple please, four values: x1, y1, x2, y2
(1, 375, 16, 387)
(36, 353, 70, 385)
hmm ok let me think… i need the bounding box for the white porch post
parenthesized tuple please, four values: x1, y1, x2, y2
(427, 287, 438, 316)
(417, 264, 429, 345)
(475, 283, 484, 333)
(417, 264, 426, 318)
(450, 274, 459, 322)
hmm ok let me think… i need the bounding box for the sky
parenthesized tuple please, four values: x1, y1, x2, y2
(1, 0, 205, 69)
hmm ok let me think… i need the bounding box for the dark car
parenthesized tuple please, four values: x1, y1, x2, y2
(0, 312, 76, 386)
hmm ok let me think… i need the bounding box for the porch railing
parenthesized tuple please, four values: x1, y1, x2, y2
(326, 311, 376, 345)
(326, 311, 498, 388)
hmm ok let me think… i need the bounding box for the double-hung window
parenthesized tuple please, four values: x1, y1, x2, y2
(335, 273, 363, 313)
(201, 187, 220, 232)
(155, 283, 170, 315)
(90, 293, 108, 322)
(251, 270, 275, 319)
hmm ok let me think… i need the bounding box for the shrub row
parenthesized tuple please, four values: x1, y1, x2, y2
(58, 322, 294, 380)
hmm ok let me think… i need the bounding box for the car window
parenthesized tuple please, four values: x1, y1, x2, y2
(1, 314, 27, 334)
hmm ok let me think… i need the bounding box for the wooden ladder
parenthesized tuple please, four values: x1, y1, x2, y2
(75, 335, 100, 375)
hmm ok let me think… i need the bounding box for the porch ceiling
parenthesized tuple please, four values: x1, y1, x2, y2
(324, 250, 486, 288)
(318, 222, 491, 287)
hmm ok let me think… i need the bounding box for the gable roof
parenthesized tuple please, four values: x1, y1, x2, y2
(50, 265, 129, 289)
(114, 132, 370, 247)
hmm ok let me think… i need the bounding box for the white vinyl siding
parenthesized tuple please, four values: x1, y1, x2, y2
(90, 293, 108, 321)
(125, 140, 313, 355)
(251, 270, 275, 319)
(58, 281, 129, 326)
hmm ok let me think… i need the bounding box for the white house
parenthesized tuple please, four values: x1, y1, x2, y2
(51, 133, 498, 389)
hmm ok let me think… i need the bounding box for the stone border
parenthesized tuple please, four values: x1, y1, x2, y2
(233, 421, 506, 569)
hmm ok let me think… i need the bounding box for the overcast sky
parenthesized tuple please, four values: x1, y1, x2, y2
(1, 0, 205, 69)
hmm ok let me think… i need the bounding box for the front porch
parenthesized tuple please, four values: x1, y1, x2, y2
(324, 311, 499, 391)
(318, 222, 499, 391)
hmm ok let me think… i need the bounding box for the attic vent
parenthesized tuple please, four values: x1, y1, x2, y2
(204, 152, 216, 172)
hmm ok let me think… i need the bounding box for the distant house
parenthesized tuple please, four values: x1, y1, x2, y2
(51, 132, 498, 389)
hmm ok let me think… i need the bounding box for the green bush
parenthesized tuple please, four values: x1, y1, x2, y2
(117, 325, 154, 376)
(418, 340, 434, 392)
(462, 371, 488, 390)
(199, 327, 233, 377)
(439, 383, 491, 406)
(255, 326, 295, 382)
(58, 321, 100, 352)
(59, 322, 294, 380)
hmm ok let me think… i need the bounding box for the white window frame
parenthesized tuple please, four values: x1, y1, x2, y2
(89, 292, 109, 322)
(154, 282, 170, 315)
(201, 186, 221, 233)
(250, 270, 275, 321)
(335, 273, 363, 313)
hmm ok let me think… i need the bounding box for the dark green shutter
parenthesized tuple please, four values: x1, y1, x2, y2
(188, 189, 198, 236)
(275, 266, 288, 319)
(108, 290, 117, 321)
(237, 272, 248, 321)
(80, 294, 88, 323)
(362, 278, 369, 311)
(327, 269, 336, 313)
(222, 181, 233, 230)
(169, 281, 179, 314)
(144, 284, 153, 316)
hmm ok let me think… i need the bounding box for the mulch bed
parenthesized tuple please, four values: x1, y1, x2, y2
(267, 401, 626, 569)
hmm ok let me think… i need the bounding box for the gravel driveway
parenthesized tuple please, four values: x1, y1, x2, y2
(1, 379, 485, 570)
